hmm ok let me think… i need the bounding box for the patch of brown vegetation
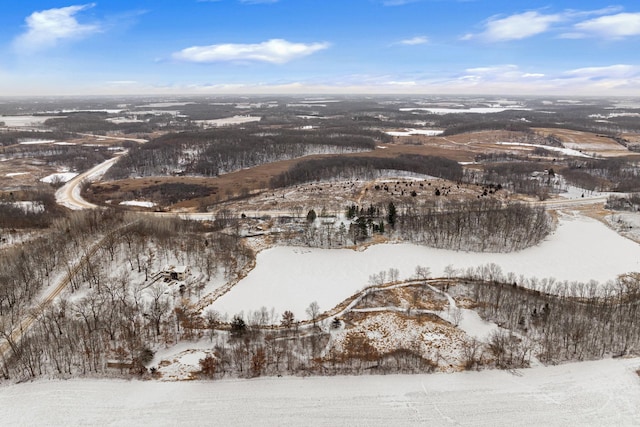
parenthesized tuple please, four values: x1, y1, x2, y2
(87, 127, 628, 211)
(534, 128, 634, 157)
(331, 311, 468, 372)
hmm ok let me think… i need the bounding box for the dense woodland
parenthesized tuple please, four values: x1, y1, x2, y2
(106, 128, 381, 179)
(0, 190, 64, 229)
(396, 199, 550, 252)
(0, 212, 253, 380)
(2, 143, 113, 173)
(563, 158, 640, 192)
(475, 161, 557, 200)
(453, 269, 640, 367)
(270, 155, 463, 188)
(0, 131, 71, 147)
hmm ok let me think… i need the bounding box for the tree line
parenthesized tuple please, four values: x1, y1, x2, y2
(395, 198, 551, 252)
(563, 158, 640, 192)
(106, 128, 379, 180)
(452, 266, 640, 366)
(270, 154, 463, 189)
(0, 131, 71, 147)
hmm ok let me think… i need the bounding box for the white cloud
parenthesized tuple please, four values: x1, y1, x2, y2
(173, 39, 330, 64)
(469, 11, 562, 42)
(563, 6, 624, 19)
(565, 64, 638, 78)
(559, 65, 640, 92)
(14, 4, 100, 52)
(397, 36, 429, 45)
(387, 80, 417, 86)
(574, 13, 640, 39)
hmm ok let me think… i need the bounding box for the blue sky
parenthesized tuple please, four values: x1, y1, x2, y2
(0, 1, 639, 96)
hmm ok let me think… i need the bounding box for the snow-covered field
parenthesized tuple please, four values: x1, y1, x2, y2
(399, 107, 528, 114)
(495, 142, 594, 158)
(195, 115, 261, 127)
(385, 129, 444, 136)
(17, 139, 56, 145)
(1, 358, 638, 426)
(211, 213, 640, 318)
(0, 115, 60, 127)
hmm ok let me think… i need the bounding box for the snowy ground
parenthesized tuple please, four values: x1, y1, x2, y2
(495, 142, 594, 158)
(40, 171, 78, 184)
(0, 358, 638, 426)
(211, 213, 640, 319)
(194, 115, 262, 127)
(606, 211, 640, 242)
(0, 115, 61, 127)
(385, 129, 444, 136)
(119, 200, 155, 208)
(399, 107, 528, 114)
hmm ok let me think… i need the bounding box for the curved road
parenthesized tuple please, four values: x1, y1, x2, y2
(56, 154, 125, 210)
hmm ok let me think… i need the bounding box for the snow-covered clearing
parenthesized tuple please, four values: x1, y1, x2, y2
(385, 129, 444, 136)
(495, 142, 594, 158)
(17, 139, 56, 145)
(40, 172, 78, 184)
(119, 200, 155, 208)
(11, 201, 44, 213)
(211, 213, 640, 319)
(399, 107, 528, 114)
(1, 358, 638, 426)
(136, 102, 195, 108)
(195, 115, 261, 127)
(0, 115, 60, 127)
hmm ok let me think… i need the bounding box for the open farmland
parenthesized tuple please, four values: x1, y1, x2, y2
(0, 358, 638, 426)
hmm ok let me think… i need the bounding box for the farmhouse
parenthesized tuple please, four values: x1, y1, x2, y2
(162, 265, 190, 281)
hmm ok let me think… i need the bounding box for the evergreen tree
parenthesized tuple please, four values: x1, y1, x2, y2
(306, 209, 317, 223)
(387, 202, 397, 228)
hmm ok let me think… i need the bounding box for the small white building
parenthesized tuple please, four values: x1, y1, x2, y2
(162, 265, 189, 281)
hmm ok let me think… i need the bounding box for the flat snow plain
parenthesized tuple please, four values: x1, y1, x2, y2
(1, 358, 638, 426)
(212, 213, 640, 318)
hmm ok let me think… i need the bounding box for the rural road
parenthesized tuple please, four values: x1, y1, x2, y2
(56, 154, 125, 210)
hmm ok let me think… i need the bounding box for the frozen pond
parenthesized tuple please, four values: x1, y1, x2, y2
(0, 115, 60, 127)
(212, 213, 640, 318)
